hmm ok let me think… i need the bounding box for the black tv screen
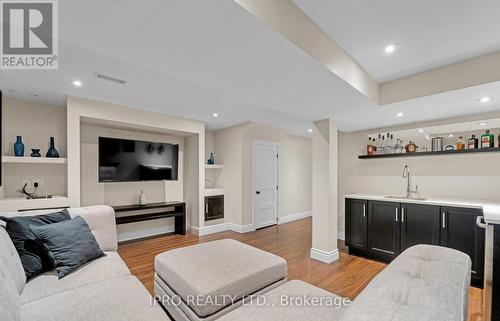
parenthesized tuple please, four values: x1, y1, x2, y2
(98, 137, 179, 182)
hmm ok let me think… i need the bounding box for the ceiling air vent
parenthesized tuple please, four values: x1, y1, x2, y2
(94, 73, 127, 85)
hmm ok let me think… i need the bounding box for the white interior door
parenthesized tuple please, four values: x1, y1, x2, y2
(253, 141, 278, 229)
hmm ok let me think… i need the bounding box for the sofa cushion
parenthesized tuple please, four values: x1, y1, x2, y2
(339, 245, 471, 321)
(21, 275, 170, 321)
(0, 252, 21, 321)
(68, 206, 118, 252)
(0, 209, 71, 280)
(155, 239, 287, 317)
(20, 252, 130, 304)
(218, 280, 347, 321)
(30, 216, 104, 278)
(0, 227, 25, 294)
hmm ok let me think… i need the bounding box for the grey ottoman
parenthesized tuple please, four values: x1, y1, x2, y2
(154, 239, 287, 321)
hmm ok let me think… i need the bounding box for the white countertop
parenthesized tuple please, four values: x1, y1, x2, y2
(344, 193, 500, 225)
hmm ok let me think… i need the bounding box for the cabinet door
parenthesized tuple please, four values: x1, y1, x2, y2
(368, 201, 400, 261)
(440, 206, 485, 283)
(345, 199, 368, 251)
(400, 203, 440, 252)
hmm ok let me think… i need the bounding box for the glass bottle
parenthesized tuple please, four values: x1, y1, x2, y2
(456, 136, 465, 151)
(481, 130, 494, 148)
(380, 135, 386, 154)
(468, 135, 478, 149)
(367, 137, 374, 156)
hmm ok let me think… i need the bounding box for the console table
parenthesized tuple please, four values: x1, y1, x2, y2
(112, 201, 186, 235)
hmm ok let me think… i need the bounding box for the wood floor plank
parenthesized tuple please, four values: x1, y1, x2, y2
(118, 217, 483, 321)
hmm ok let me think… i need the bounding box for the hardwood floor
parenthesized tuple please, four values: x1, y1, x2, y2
(118, 217, 483, 321)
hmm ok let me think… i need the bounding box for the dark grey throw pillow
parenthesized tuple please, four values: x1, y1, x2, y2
(0, 209, 71, 280)
(30, 216, 104, 278)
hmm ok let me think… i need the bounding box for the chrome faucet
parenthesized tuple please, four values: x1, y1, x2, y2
(402, 165, 418, 198)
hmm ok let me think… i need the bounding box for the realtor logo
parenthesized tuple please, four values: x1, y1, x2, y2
(1, 0, 58, 69)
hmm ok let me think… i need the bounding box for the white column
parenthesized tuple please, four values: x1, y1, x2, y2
(311, 119, 339, 263)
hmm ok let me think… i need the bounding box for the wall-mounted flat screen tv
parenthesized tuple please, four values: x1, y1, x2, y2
(98, 137, 179, 182)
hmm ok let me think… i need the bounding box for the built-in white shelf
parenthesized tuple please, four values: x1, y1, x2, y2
(205, 164, 224, 169)
(2, 156, 67, 164)
(0, 195, 70, 212)
(204, 188, 227, 196)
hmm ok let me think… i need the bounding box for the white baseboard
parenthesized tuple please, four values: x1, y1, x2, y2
(337, 231, 345, 241)
(188, 223, 254, 236)
(310, 247, 340, 264)
(278, 210, 312, 224)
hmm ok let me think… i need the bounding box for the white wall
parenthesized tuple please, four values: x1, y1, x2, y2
(338, 116, 500, 234)
(66, 97, 206, 238)
(1, 97, 67, 198)
(80, 124, 184, 207)
(214, 121, 312, 227)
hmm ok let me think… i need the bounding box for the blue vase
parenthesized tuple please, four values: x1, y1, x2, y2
(46, 137, 59, 158)
(14, 136, 24, 157)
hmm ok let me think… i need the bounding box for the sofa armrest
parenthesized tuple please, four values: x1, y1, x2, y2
(68, 205, 118, 251)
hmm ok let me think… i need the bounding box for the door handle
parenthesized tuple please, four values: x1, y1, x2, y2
(363, 204, 366, 218)
(401, 208, 405, 223)
(256, 191, 261, 195)
(442, 212, 446, 229)
(395, 208, 399, 222)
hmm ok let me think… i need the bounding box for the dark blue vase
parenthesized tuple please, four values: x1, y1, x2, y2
(31, 149, 41, 157)
(14, 136, 24, 157)
(46, 137, 59, 158)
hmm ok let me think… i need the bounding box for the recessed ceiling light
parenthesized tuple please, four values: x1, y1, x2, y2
(384, 44, 399, 54)
(448, 134, 454, 138)
(479, 122, 487, 126)
(396, 112, 404, 117)
(308, 128, 313, 133)
(72, 80, 82, 87)
(418, 129, 424, 133)
(212, 113, 218, 118)
(479, 96, 493, 103)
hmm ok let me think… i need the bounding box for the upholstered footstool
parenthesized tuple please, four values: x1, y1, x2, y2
(154, 239, 287, 321)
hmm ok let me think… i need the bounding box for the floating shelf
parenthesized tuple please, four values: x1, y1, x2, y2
(2, 156, 67, 164)
(359, 147, 500, 159)
(204, 188, 227, 196)
(205, 164, 224, 169)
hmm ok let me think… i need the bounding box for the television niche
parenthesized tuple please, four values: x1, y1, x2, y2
(98, 137, 179, 182)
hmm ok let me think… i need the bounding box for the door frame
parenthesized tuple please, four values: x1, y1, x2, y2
(252, 140, 279, 230)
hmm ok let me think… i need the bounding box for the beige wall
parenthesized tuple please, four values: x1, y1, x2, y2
(67, 97, 206, 232)
(184, 134, 200, 228)
(337, 115, 500, 234)
(80, 124, 184, 206)
(214, 122, 312, 227)
(1, 97, 67, 198)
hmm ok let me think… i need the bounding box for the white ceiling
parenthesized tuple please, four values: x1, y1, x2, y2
(1, 0, 500, 135)
(294, 0, 500, 82)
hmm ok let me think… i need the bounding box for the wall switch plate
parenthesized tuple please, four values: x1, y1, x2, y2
(32, 179, 45, 188)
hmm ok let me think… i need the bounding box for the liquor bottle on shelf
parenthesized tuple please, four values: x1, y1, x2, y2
(372, 139, 377, 154)
(456, 136, 465, 151)
(468, 135, 478, 149)
(481, 130, 495, 148)
(385, 134, 394, 154)
(380, 135, 386, 154)
(367, 137, 374, 156)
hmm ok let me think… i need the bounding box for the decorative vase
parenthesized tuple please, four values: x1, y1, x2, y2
(30, 149, 41, 157)
(46, 137, 59, 158)
(14, 136, 24, 157)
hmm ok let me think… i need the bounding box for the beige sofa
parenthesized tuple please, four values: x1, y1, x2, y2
(0, 205, 169, 321)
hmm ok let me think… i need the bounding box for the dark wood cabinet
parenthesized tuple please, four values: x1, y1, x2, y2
(345, 198, 485, 285)
(345, 199, 368, 251)
(440, 206, 485, 284)
(367, 201, 400, 261)
(400, 203, 440, 252)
